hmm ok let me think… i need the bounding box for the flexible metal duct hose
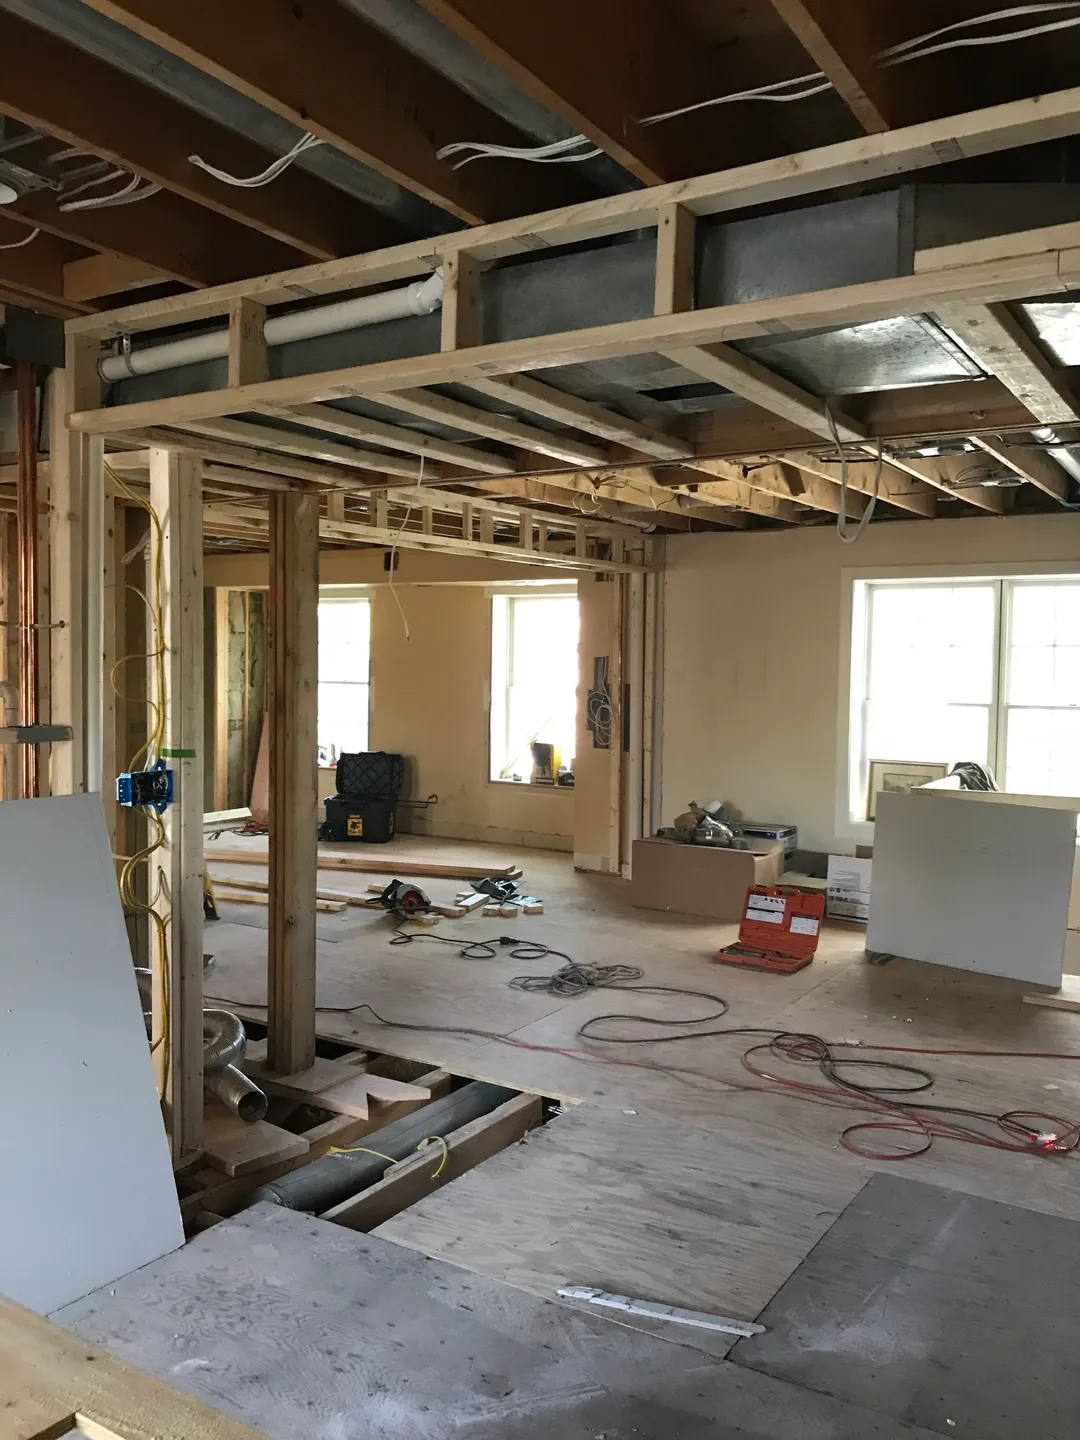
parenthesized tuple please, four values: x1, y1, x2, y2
(206, 1062, 268, 1123)
(252, 1081, 516, 1212)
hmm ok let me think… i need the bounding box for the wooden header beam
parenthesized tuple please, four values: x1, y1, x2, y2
(68, 83, 1080, 340)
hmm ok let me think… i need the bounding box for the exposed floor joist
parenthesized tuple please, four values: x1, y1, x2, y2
(76, 0, 587, 224)
(62, 253, 171, 304)
(0, 217, 89, 316)
(968, 433, 1070, 504)
(0, 9, 392, 261)
(257, 403, 514, 477)
(933, 302, 1080, 426)
(411, 0, 787, 185)
(368, 390, 610, 468)
(688, 456, 866, 518)
(174, 417, 443, 482)
(780, 451, 937, 517)
(881, 451, 1008, 515)
(765, 0, 895, 132)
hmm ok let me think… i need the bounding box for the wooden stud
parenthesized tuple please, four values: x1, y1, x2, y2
(212, 587, 230, 811)
(267, 489, 319, 1076)
(441, 250, 481, 351)
(654, 202, 695, 317)
(148, 448, 205, 1158)
(227, 298, 269, 387)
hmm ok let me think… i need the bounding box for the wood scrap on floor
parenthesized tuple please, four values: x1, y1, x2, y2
(209, 871, 368, 906)
(202, 1114, 310, 1177)
(206, 847, 523, 881)
(216, 888, 347, 914)
(1024, 974, 1080, 1011)
(242, 1041, 433, 1121)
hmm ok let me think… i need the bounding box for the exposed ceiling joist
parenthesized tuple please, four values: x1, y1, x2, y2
(969, 433, 1070, 504)
(257, 402, 513, 477)
(660, 343, 867, 443)
(412, 0, 783, 185)
(62, 252, 170, 303)
(505, 466, 750, 528)
(690, 455, 864, 518)
(472, 475, 688, 531)
(780, 451, 937, 517)
(369, 389, 610, 468)
(933, 302, 1080, 426)
(464, 374, 693, 461)
(0, 216, 88, 315)
(0, 9, 392, 261)
(174, 417, 442, 482)
(75, 0, 588, 224)
(112, 426, 409, 489)
(765, 0, 894, 132)
(882, 451, 1007, 514)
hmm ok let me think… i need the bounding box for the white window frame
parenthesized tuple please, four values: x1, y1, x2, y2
(838, 560, 1080, 842)
(317, 587, 372, 764)
(488, 581, 578, 786)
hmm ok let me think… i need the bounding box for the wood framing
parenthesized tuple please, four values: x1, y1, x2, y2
(148, 447, 205, 1158)
(766, 0, 895, 132)
(969, 434, 1070, 504)
(0, 1296, 268, 1440)
(76, 0, 586, 224)
(933, 302, 1080, 426)
(266, 490, 319, 1076)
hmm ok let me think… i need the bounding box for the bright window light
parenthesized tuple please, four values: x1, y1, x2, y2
(850, 577, 1080, 819)
(318, 596, 370, 764)
(490, 589, 579, 783)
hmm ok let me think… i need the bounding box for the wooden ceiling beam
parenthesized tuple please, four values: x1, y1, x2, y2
(968, 433, 1070, 504)
(780, 451, 937, 517)
(765, 0, 896, 132)
(881, 451, 1007, 514)
(173, 417, 441, 482)
(464, 476, 684, 531)
(688, 455, 863, 517)
(0, 10, 391, 261)
(369, 390, 609, 468)
(76, 0, 587, 224)
(932, 301, 1080, 426)
(0, 218, 89, 315)
(62, 253, 171, 303)
(413, 0, 789, 185)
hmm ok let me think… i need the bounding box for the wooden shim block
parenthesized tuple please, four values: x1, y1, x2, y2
(202, 1115, 310, 1177)
(483, 904, 501, 917)
(523, 902, 544, 915)
(500, 904, 520, 918)
(435, 904, 466, 918)
(1023, 974, 1080, 1012)
(361, 1075, 433, 1105)
(322, 1092, 543, 1231)
(205, 847, 522, 880)
(301, 1070, 450, 1148)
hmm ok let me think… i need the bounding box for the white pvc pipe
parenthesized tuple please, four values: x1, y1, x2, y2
(99, 270, 444, 383)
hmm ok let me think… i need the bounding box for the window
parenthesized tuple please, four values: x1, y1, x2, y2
(490, 588, 579, 783)
(318, 596, 370, 764)
(849, 577, 1080, 821)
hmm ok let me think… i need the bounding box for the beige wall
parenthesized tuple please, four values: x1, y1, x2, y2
(661, 513, 1080, 854)
(367, 586, 573, 851)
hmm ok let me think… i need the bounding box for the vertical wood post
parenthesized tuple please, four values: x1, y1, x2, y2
(227, 299, 269, 386)
(267, 489, 319, 1076)
(212, 588, 230, 810)
(0, 515, 17, 799)
(148, 448, 205, 1158)
(440, 251, 480, 351)
(654, 203, 695, 317)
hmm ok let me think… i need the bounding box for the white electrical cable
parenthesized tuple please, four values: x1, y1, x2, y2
(0, 226, 39, 250)
(386, 452, 426, 642)
(828, 406, 882, 545)
(61, 174, 162, 212)
(189, 131, 325, 188)
(436, 4, 1080, 167)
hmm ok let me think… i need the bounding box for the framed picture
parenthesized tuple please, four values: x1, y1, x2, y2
(866, 759, 950, 820)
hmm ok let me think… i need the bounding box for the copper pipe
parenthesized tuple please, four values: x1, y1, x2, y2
(15, 362, 39, 798)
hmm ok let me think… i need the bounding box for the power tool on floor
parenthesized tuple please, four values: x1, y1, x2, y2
(375, 879, 432, 917)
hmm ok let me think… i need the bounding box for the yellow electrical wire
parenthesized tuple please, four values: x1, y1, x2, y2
(106, 461, 171, 1098)
(328, 1134, 450, 1180)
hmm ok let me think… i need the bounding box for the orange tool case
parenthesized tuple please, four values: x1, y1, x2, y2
(716, 885, 825, 974)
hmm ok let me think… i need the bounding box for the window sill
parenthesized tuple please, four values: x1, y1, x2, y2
(488, 779, 575, 793)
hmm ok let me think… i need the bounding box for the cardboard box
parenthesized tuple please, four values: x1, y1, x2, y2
(827, 855, 873, 923)
(630, 838, 784, 921)
(742, 822, 798, 859)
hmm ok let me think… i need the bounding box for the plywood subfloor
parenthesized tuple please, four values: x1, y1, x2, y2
(203, 833, 1080, 1340)
(54, 1203, 940, 1440)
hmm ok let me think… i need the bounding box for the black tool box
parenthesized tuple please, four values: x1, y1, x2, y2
(334, 751, 404, 802)
(321, 796, 396, 844)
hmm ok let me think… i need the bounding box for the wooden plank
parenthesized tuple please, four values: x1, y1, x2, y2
(465, 373, 693, 460)
(781, 450, 937, 517)
(441, 249, 480, 352)
(654, 201, 695, 318)
(266, 490, 319, 1076)
(69, 84, 1080, 341)
(212, 587, 230, 811)
(176, 417, 435, 481)
(1023, 975, 1080, 1012)
(935, 301, 1080, 425)
(662, 342, 867, 443)
(0, 7, 386, 261)
(968, 433, 1070, 504)
(216, 889, 346, 914)
(68, 246, 1076, 438)
(63, 252, 170, 303)
(148, 448, 205, 1157)
(261, 402, 514, 476)
(0, 1296, 268, 1440)
(206, 846, 522, 880)
(76, 0, 584, 225)
(766, 0, 893, 132)
(878, 450, 1008, 515)
(372, 390, 610, 467)
(228, 299, 269, 388)
(202, 1114, 310, 1177)
(323, 1092, 543, 1230)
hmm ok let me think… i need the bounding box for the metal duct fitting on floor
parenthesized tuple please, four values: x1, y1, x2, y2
(252, 1080, 517, 1212)
(202, 1008, 267, 1123)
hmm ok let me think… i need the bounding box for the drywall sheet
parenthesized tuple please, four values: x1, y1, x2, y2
(867, 791, 1076, 985)
(0, 793, 183, 1312)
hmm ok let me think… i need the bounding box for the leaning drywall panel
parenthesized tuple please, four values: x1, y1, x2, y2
(0, 793, 183, 1312)
(867, 791, 1076, 985)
